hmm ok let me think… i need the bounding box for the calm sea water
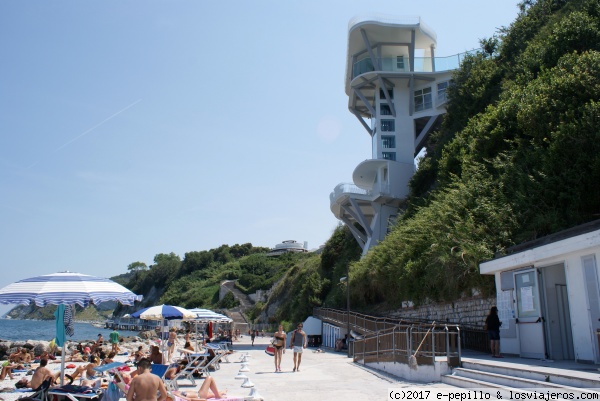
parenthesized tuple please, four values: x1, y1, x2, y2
(0, 319, 141, 342)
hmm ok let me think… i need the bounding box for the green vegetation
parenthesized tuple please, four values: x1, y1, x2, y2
(351, 0, 600, 308)
(11, 0, 600, 324)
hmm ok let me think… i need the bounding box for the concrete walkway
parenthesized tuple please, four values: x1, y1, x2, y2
(187, 336, 452, 401)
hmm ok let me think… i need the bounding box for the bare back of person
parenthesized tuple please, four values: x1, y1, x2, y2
(126, 371, 166, 401)
(30, 366, 53, 389)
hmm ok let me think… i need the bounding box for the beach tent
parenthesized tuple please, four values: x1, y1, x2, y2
(0, 271, 143, 384)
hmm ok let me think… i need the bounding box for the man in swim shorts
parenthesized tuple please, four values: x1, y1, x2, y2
(290, 322, 307, 372)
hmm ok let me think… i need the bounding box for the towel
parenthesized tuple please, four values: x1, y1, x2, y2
(64, 305, 75, 337)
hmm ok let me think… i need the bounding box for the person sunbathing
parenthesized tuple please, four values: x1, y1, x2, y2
(16, 348, 32, 364)
(149, 345, 163, 364)
(65, 349, 86, 362)
(68, 356, 102, 387)
(15, 359, 60, 389)
(164, 364, 181, 380)
(8, 348, 22, 363)
(173, 376, 226, 401)
(0, 361, 22, 380)
(102, 351, 116, 365)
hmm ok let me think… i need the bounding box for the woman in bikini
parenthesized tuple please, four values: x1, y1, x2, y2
(174, 376, 226, 401)
(272, 324, 287, 372)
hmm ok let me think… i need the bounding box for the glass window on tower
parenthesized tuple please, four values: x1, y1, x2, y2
(382, 152, 396, 161)
(382, 136, 395, 148)
(381, 119, 395, 132)
(414, 87, 432, 112)
(437, 81, 449, 103)
(379, 88, 393, 100)
(380, 104, 392, 115)
(396, 56, 405, 71)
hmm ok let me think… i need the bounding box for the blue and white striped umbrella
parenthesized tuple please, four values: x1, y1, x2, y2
(0, 271, 143, 307)
(188, 308, 232, 322)
(131, 304, 197, 320)
(0, 271, 142, 385)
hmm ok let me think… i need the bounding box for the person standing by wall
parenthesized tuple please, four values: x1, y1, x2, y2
(290, 322, 307, 372)
(485, 306, 502, 358)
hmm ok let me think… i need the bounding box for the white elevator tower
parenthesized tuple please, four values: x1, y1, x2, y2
(330, 15, 467, 255)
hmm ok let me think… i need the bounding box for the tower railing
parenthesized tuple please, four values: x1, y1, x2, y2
(352, 50, 479, 79)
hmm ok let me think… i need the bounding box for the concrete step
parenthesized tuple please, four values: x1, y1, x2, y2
(462, 359, 600, 389)
(441, 374, 531, 399)
(448, 367, 600, 397)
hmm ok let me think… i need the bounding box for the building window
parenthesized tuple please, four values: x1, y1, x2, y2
(396, 56, 405, 70)
(379, 88, 393, 100)
(380, 104, 392, 115)
(382, 136, 395, 148)
(437, 81, 449, 103)
(382, 152, 396, 161)
(381, 119, 395, 132)
(414, 87, 432, 112)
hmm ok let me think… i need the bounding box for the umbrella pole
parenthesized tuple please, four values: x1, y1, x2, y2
(60, 342, 66, 385)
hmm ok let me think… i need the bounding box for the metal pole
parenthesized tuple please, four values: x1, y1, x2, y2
(347, 265, 351, 358)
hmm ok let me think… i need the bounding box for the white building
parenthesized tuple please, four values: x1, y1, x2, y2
(479, 220, 600, 363)
(267, 240, 308, 256)
(330, 15, 469, 255)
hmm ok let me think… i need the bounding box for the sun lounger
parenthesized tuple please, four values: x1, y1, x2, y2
(194, 349, 228, 377)
(28, 376, 54, 401)
(47, 384, 102, 401)
(169, 350, 211, 389)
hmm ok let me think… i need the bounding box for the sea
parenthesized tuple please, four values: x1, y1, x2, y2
(0, 319, 141, 342)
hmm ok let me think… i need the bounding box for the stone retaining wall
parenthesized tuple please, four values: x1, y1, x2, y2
(385, 296, 495, 327)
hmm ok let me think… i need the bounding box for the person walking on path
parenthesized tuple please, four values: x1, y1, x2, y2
(290, 322, 307, 372)
(126, 358, 167, 401)
(109, 328, 120, 353)
(272, 324, 287, 372)
(485, 306, 502, 358)
(250, 329, 256, 346)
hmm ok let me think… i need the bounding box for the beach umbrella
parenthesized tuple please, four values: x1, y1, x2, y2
(0, 271, 143, 307)
(186, 308, 232, 350)
(188, 308, 232, 323)
(130, 304, 197, 320)
(130, 304, 196, 362)
(0, 271, 142, 384)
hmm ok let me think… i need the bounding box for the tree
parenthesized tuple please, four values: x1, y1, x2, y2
(127, 261, 147, 273)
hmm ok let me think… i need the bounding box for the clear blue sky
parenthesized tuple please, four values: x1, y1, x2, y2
(0, 1, 520, 315)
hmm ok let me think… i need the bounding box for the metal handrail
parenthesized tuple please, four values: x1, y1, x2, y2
(314, 307, 461, 367)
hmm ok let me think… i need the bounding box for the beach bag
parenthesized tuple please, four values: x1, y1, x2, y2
(265, 346, 275, 356)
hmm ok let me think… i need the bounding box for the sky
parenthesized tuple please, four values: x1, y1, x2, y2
(0, 0, 521, 315)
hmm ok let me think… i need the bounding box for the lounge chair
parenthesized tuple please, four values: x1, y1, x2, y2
(169, 350, 211, 390)
(149, 363, 178, 391)
(28, 376, 53, 401)
(195, 350, 227, 377)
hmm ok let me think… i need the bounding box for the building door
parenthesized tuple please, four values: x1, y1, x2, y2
(582, 254, 600, 362)
(515, 269, 547, 358)
(540, 263, 574, 360)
